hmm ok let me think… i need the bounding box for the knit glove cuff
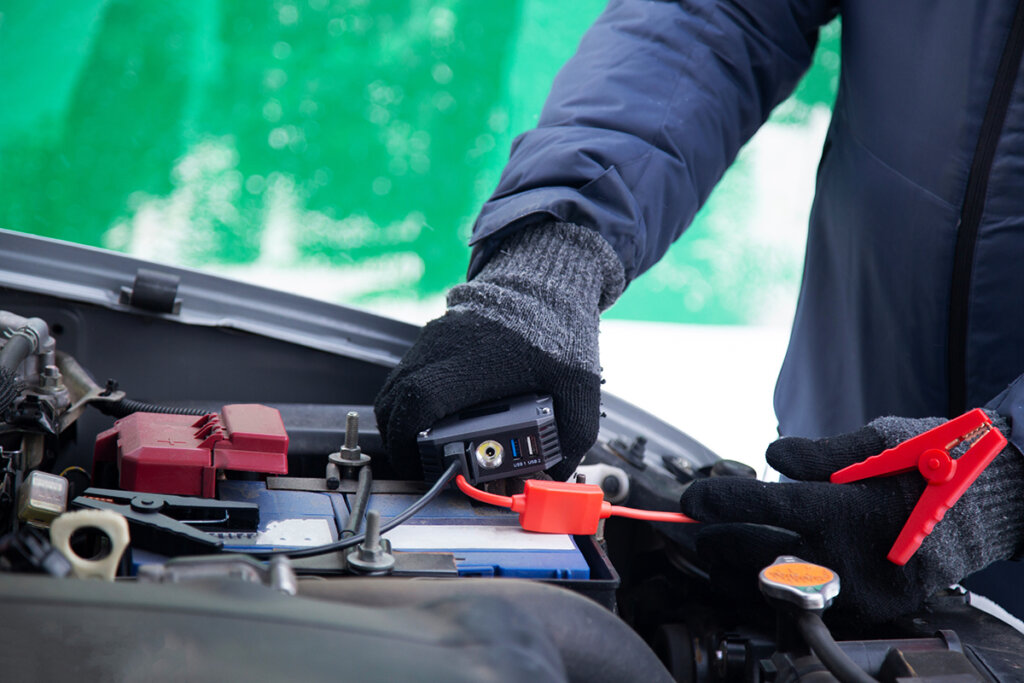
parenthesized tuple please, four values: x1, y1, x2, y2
(448, 222, 626, 374)
(375, 222, 624, 480)
(867, 413, 1024, 584)
(680, 412, 1024, 623)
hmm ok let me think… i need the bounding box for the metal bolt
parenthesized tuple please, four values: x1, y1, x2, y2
(344, 412, 358, 448)
(327, 411, 369, 482)
(365, 510, 381, 546)
(347, 510, 395, 575)
(269, 556, 297, 595)
(340, 411, 361, 461)
(40, 365, 63, 391)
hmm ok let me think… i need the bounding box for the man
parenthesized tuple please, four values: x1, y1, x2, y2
(376, 0, 1024, 622)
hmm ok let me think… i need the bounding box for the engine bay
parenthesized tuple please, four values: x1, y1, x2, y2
(1, 230, 1023, 682)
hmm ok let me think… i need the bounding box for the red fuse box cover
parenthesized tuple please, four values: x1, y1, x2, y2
(94, 404, 288, 498)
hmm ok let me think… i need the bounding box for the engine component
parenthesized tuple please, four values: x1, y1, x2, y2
(417, 394, 562, 484)
(138, 555, 298, 595)
(330, 413, 374, 538)
(93, 404, 288, 497)
(49, 509, 130, 581)
(708, 459, 758, 479)
(0, 573, 671, 683)
(575, 463, 630, 504)
(16, 470, 68, 526)
(759, 556, 876, 683)
(0, 312, 69, 430)
(326, 410, 371, 491)
(759, 555, 840, 612)
(299, 578, 675, 683)
(0, 314, 50, 374)
(0, 525, 73, 576)
(606, 435, 648, 469)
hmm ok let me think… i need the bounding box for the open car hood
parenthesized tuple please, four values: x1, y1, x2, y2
(0, 229, 1020, 682)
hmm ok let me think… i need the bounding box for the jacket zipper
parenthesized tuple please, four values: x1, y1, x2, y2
(947, 0, 1024, 417)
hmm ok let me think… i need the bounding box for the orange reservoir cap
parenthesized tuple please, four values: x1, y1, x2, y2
(758, 556, 840, 611)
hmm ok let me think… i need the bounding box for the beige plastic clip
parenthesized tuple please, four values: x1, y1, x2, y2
(49, 509, 130, 581)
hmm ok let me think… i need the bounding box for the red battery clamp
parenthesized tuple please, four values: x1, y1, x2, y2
(830, 408, 1007, 565)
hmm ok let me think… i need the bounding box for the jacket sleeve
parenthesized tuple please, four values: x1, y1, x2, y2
(468, 0, 838, 281)
(988, 375, 1024, 457)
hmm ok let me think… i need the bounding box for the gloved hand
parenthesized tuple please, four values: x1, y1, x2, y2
(374, 222, 625, 480)
(680, 414, 1024, 624)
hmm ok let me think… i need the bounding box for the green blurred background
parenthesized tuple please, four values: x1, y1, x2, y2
(0, 1, 839, 325)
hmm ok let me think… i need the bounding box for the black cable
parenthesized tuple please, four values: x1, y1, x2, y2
(797, 612, 878, 683)
(97, 398, 210, 418)
(230, 461, 461, 559)
(341, 465, 372, 538)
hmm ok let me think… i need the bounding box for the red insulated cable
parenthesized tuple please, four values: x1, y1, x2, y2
(456, 474, 697, 527)
(455, 474, 514, 507)
(606, 505, 697, 524)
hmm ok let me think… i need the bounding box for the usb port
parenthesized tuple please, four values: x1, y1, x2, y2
(526, 436, 536, 456)
(510, 438, 521, 458)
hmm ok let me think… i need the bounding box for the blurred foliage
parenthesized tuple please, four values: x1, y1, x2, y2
(0, 1, 839, 323)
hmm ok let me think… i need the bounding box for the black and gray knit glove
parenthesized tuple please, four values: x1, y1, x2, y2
(374, 222, 625, 480)
(680, 413, 1024, 624)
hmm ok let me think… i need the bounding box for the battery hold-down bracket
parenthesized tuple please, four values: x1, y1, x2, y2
(418, 394, 562, 485)
(94, 404, 289, 498)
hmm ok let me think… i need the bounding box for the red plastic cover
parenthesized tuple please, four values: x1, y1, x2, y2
(94, 404, 288, 498)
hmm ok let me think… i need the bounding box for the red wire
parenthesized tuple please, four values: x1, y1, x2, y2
(455, 474, 513, 508)
(456, 474, 697, 524)
(607, 505, 697, 524)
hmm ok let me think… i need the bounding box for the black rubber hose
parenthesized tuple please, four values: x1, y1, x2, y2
(341, 465, 373, 538)
(298, 578, 675, 683)
(797, 612, 878, 683)
(97, 399, 210, 419)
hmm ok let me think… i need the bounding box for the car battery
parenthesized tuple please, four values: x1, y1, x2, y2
(216, 481, 591, 580)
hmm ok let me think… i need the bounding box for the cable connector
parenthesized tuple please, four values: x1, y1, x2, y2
(511, 479, 607, 534)
(455, 475, 696, 534)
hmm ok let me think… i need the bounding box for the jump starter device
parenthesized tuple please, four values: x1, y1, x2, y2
(417, 394, 562, 484)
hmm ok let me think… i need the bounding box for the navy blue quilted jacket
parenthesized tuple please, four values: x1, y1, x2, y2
(468, 0, 1024, 451)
